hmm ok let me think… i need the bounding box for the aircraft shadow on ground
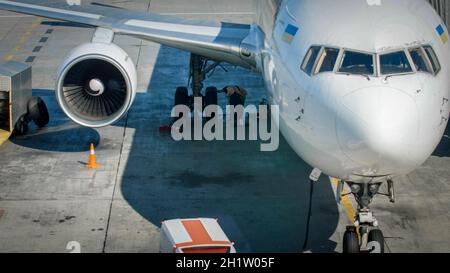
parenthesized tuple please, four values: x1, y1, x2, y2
(119, 45, 341, 253)
(9, 89, 100, 152)
(433, 121, 450, 157)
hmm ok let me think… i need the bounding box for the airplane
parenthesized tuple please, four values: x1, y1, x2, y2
(0, 0, 449, 253)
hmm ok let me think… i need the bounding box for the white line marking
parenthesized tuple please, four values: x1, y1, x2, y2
(159, 12, 255, 16)
(0, 15, 33, 17)
(0, 0, 102, 20)
(125, 19, 221, 37)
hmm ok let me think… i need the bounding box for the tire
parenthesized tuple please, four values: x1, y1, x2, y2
(343, 230, 360, 253)
(174, 87, 189, 123)
(204, 87, 218, 119)
(205, 87, 218, 107)
(14, 114, 29, 136)
(229, 92, 244, 107)
(27, 96, 49, 128)
(368, 229, 385, 253)
(174, 87, 189, 107)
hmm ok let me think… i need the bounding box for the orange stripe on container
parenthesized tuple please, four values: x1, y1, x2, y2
(175, 220, 231, 250)
(182, 220, 213, 244)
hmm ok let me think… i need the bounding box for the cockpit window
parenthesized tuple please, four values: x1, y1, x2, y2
(338, 50, 374, 75)
(301, 46, 321, 76)
(423, 46, 441, 74)
(379, 51, 412, 75)
(409, 47, 432, 73)
(300, 45, 440, 78)
(315, 47, 340, 74)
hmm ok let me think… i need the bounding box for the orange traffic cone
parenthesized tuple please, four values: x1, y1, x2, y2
(86, 143, 99, 169)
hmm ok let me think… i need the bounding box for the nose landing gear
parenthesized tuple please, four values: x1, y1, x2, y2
(338, 179, 395, 253)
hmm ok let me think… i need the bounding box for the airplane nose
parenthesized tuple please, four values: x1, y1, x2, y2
(336, 86, 421, 175)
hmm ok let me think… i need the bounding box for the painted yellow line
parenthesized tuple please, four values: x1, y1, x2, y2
(19, 36, 27, 43)
(0, 129, 12, 146)
(331, 177, 356, 223)
(2, 18, 42, 62)
(4, 54, 14, 61)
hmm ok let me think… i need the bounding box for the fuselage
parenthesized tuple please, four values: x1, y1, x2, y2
(255, 0, 450, 182)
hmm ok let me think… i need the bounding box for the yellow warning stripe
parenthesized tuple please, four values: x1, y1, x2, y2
(0, 129, 11, 146)
(331, 177, 356, 223)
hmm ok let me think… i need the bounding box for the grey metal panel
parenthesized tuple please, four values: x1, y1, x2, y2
(429, 0, 450, 29)
(0, 61, 32, 131)
(20, 67, 32, 96)
(11, 73, 22, 129)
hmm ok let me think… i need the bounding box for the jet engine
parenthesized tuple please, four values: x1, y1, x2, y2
(55, 42, 137, 127)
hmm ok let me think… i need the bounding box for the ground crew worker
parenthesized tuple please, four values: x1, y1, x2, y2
(222, 85, 247, 106)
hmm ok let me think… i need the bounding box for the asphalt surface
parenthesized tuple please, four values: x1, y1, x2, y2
(0, 0, 449, 253)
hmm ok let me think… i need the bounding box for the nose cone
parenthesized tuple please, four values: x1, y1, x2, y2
(336, 86, 421, 176)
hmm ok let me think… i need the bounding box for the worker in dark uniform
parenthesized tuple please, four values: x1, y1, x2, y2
(222, 85, 247, 106)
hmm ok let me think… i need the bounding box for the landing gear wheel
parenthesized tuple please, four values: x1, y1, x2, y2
(343, 229, 360, 253)
(27, 96, 49, 128)
(14, 114, 29, 136)
(174, 87, 189, 107)
(174, 87, 190, 120)
(368, 229, 385, 253)
(205, 87, 218, 107)
(204, 87, 218, 119)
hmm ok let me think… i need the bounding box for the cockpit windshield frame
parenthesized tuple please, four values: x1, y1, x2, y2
(300, 44, 441, 78)
(377, 48, 415, 78)
(314, 46, 341, 74)
(336, 48, 377, 77)
(423, 45, 441, 75)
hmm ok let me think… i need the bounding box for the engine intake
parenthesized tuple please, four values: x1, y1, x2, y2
(56, 43, 137, 127)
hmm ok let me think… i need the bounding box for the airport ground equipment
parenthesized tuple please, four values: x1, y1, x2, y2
(160, 218, 236, 253)
(0, 61, 49, 145)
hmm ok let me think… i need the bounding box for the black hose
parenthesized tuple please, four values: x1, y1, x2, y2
(302, 179, 315, 251)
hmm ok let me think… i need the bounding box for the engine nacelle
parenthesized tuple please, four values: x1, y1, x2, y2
(56, 42, 137, 127)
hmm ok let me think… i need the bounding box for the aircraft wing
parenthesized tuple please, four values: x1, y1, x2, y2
(0, 0, 258, 69)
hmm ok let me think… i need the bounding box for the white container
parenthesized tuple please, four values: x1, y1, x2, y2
(160, 218, 237, 253)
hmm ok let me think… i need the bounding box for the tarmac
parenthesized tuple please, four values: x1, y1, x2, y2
(0, 0, 449, 253)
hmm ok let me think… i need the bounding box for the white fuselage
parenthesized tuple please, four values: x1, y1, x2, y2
(255, 0, 450, 182)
